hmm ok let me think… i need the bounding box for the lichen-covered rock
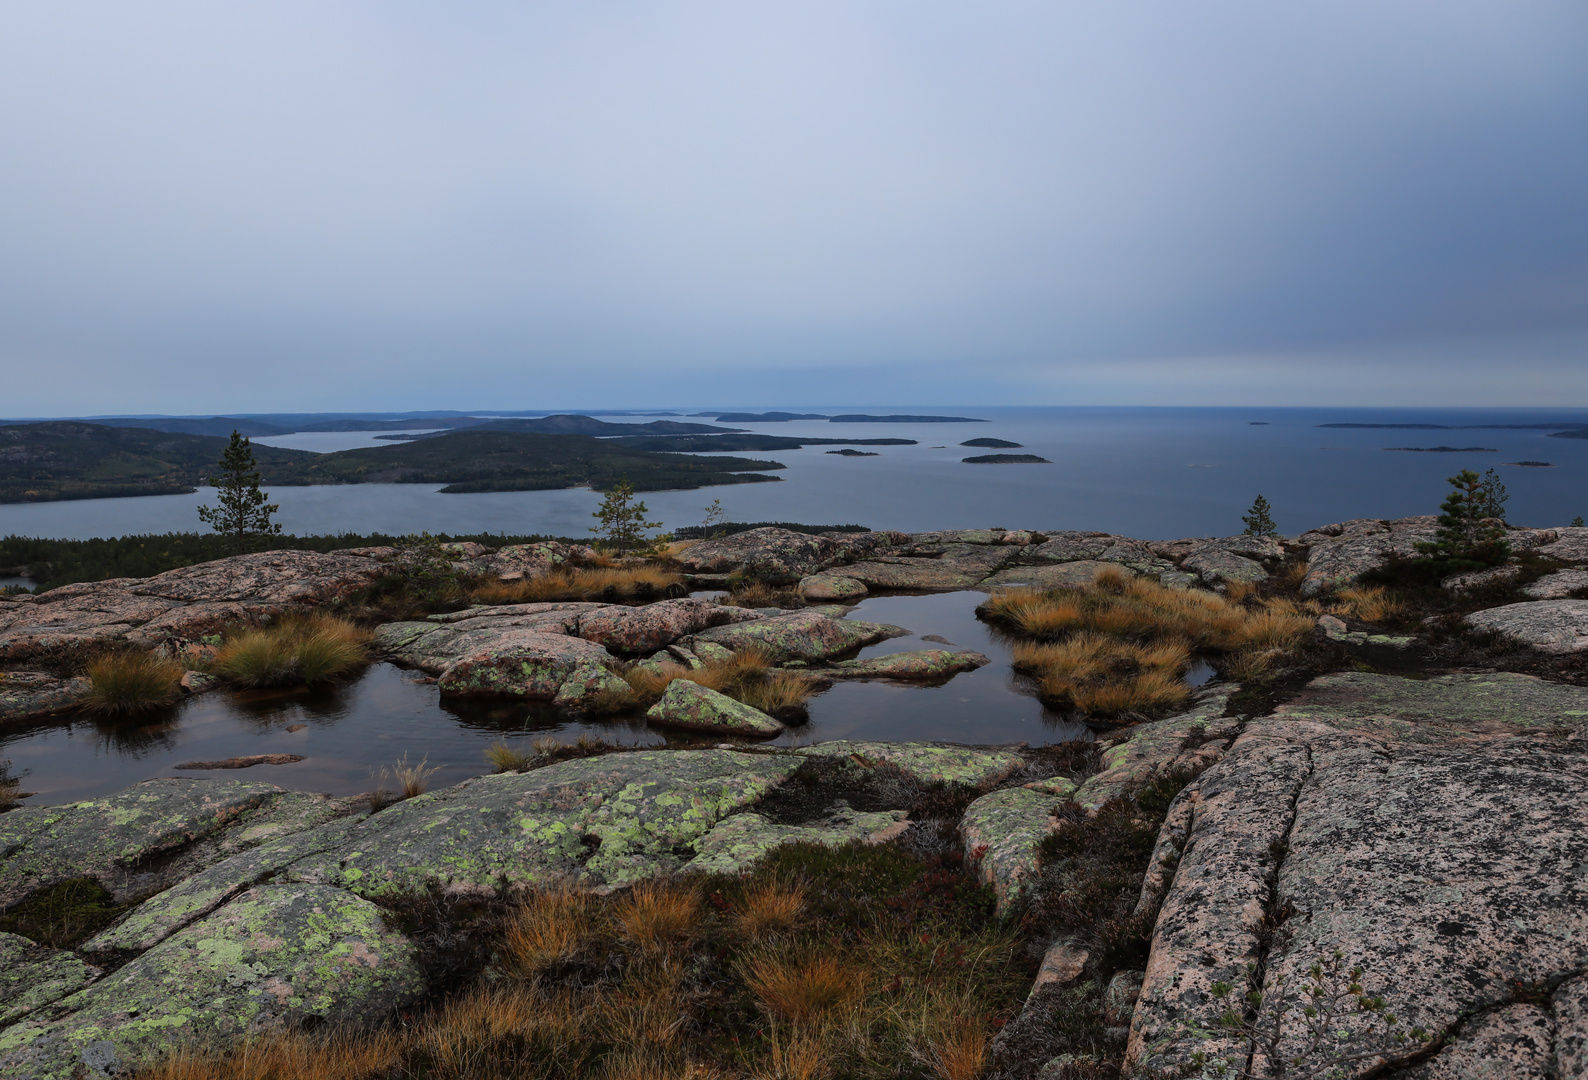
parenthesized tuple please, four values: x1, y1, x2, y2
(794, 741, 1026, 786)
(1071, 691, 1237, 810)
(435, 631, 615, 698)
(1465, 598, 1588, 654)
(983, 560, 1116, 589)
(690, 610, 905, 662)
(0, 778, 284, 908)
(1297, 516, 1439, 596)
(285, 749, 802, 896)
(0, 672, 87, 726)
(574, 598, 762, 653)
(0, 884, 423, 1080)
(676, 528, 893, 583)
(961, 787, 1061, 915)
(832, 559, 991, 590)
(0, 551, 389, 662)
(685, 806, 909, 874)
(374, 604, 608, 672)
(1395, 1004, 1553, 1080)
(551, 662, 631, 708)
(1521, 568, 1588, 599)
(1441, 564, 1523, 592)
(827, 649, 989, 680)
(645, 680, 783, 737)
(1181, 549, 1269, 588)
(1533, 526, 1588, 564)
(0, 933, 100, 1027)
(1556, 975, 1588, 1078)
(1273, 670, 1588, 738)
(797, 573, 868, 601)
(474, 541, 593, 581)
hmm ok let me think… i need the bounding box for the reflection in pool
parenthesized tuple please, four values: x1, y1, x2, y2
(2, 592, 1121, 805)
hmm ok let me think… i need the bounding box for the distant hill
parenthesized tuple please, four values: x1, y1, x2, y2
(72, 417, 292, 438)
(707, 412, 831, 422)
(0, 423, 782, 503)
(384, 415, 744, 439)
(611, 434, 916, 452)
(0, 422, 317, 502)
(829, 414, 986, 423)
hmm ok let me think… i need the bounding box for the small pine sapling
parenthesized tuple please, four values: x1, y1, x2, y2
(702, 498, 728, 539)
(394, 531, 459, 602)
(1573, 515, 1585, 528)
(590, 477, 668, 556)
(196, 431, 282, 555)
(1242, 495, 1279, 538)
(1417, 468, 1510, 564)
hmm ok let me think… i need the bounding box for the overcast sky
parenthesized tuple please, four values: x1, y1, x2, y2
(3, 1, 1586, 414)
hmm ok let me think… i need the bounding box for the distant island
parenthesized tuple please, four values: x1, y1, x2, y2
(830, 414, 986, 423)
(376, 415, 742, 440)
(611, 434, 915, 452)
(963, 453, 1050, 464)
(0, 422, 783, 503)
(1248, 421, 1270, 425)
(1384, 446, 1498, 453)
(698, 412, 831, 422)
(960, 437, 1022, 448)
(1502, 461, 1554, 467)
(825, 449, 879, 457)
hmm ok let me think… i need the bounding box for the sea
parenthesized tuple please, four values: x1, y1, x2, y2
(4, 406, 1587, 543)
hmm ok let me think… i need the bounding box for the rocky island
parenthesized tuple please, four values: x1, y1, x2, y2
(0, 518, 1585, 1078)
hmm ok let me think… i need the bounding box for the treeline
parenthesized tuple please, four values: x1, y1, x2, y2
(0, 532, 579, 593)
(670, 521, 869, 539)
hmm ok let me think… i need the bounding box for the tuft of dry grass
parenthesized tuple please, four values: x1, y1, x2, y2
(1330, 586, 1407, 624)
(82, 651, 184, 715)
(485, 740, 535, 773)
(735, 878, 807, 940)
(755, 1030, 831, 1080)
(743, 952, 869, 1025)
(211, 613, 369, 688)
(503, 885, 598, 974)
(614, 881, 702, 955)
(471, 565, 682, 605)
(923, 1021, 989, 1080)
(722, 580, 803, 610)
(1223, 649, 1280, 682)
(619, 647, 815, 718)
(1011, 634, 1192, 718)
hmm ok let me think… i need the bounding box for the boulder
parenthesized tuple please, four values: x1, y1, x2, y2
(690, 610, 905, 662)
(284, 749, 803, 895)
(435, 631, 617, 698)
(797, 573, 868, 602)
(1181, 549, 1269, 588)
(471, 541, 593, 581)
(676, 528, 893, 583)
(0, 551, 389, 662)
(685, 805, 909, 874)
(645, 680, 784, 737)
(374, 604, 610, 671)
(961, 787, 1062, 915)
(0, 884, 424, 1080)
(574, 597, 761, 653)
(0, 672, 87, 726)
(551, 661, 631, 708)
(1297, 516, 1439, 596)
(827, 649, 990, 680)
(1521, 568, 1588, 599)
(795, 741, 1025, 786)
(1533, 526, 1588, 564)
(1464, 599, 1588, 654)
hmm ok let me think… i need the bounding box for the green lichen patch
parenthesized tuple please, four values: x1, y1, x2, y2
(0, 932, 100, 1028)
(685, 806, 908, 875)
(285, 750, 803, 897)
(691, 610, 906, 662)
(0, 883, 423, 1080)
(794, 740, 1026, 787)
(960, 787, 1063, 915)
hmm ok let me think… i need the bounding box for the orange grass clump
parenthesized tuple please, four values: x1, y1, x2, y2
(470, 565, 682, 605)
(614, 881, 702, 955)
(743, 953, 868, 1025)
(735, 878, 808, 940)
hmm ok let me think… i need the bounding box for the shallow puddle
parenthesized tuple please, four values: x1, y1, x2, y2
(2, 592, 1105, 805)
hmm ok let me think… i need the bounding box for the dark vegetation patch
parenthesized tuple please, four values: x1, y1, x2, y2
(963, 454, 1052, 464)
(0, 877, 131, 948)
(961, 438, 1023, 448)
(826, 449, 880, 456)
(671, 520, 871, 539)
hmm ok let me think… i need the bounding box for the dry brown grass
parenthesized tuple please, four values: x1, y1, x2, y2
(485, 740, 535, 773)
(82, 651, 184, 715)
(504, 885, 599, 974)
(211, 613, 369, 688)
(1330, 586, 1407, 623)
(388, 753, 437, 798)
(470, 565, 683, 605)
(735, 878, 807, 940)
(1011, 634, 1192, 717)
(614, 881, 702, 955)
(139, 1028, 400, 1080)
(923, 1021, 989, 1080)
(722, 580, 802, 610)
(618, 647, 815, 718)
(755, 1030, 831, 1080)
(743, 952, 869, 1025)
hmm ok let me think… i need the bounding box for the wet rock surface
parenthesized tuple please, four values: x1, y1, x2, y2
(0, 673, 87, 726)
(827, 649, 990, 680)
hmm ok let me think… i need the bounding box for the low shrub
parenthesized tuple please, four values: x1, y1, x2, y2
(210, 614, 369, 688)
(82, 651, 184, 715)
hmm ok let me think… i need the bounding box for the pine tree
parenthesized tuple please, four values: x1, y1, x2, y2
(1241, 494, 1278, 537)
(197, 431, 282, 555)
(1417, 468, 1509, 563)
(590, 477, 665, 556)
(1573, 515, 1585, 528)
(701, 498, 728, 539)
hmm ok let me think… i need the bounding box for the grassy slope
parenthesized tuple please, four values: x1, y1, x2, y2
(0, 424, 784, 503)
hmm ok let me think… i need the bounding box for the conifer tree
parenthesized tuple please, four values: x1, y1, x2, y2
(590, 477, 665, 556)
(701, 498, 728, 539)
(1241, 494, 1278, 537)
(197, 431, 282, 555)
(1417, 468, 1509, 563)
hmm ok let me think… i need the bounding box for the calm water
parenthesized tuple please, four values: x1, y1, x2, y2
(4, 407, 1587, 541)
(0, 592, 1095, 806)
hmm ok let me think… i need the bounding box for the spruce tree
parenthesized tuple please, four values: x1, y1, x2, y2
(590, 477, 665, 556)
(1241, 494, 1278, 537)
(1418, 468, 1509, 563)
(197, 431, 282, 555)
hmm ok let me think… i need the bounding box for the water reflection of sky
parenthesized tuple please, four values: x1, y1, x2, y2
(2, 592, 1099, 806)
